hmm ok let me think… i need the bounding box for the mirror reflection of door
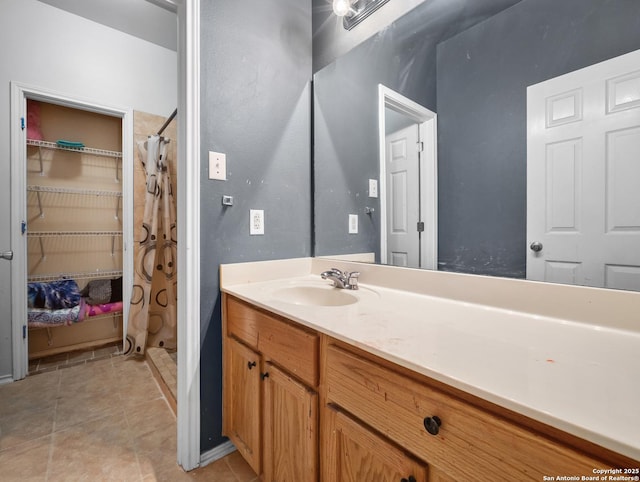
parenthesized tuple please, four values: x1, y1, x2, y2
(385, 120, 420, 267)
(527, 48, 640, 291)
(379, 85, 438, 270)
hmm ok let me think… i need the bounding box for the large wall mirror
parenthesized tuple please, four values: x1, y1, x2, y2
(313, 0, 640, 291)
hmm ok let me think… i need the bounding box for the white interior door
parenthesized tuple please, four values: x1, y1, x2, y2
(527, 49, 640, 291)
(386, 124, 420, 267)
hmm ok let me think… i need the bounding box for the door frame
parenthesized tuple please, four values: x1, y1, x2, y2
(10, 83, 134, 379)
(378, 84, 438, 269)
(9, 0, 203, 471)
(175, 0, 204, 471)
(149, 0, 204, 471)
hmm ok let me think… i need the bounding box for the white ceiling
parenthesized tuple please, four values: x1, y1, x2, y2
(37, 0, 177, 51)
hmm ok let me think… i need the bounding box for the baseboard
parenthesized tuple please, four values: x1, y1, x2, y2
(199, 440, 235, 468)
(0, 374, 14, 385)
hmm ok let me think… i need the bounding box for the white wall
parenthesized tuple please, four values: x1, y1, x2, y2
(0, 0, 177, 379)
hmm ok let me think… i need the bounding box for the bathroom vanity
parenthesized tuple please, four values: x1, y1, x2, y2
(220, 258, 640, 481)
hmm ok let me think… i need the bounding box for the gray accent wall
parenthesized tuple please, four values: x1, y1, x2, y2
(436, 0, 640, 277)
(199, 0, 311, 451)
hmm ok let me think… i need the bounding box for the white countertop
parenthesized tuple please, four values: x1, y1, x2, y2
(220, 257, 640, 462)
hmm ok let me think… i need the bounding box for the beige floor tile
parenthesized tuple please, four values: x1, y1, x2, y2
(54, 389, 123, 431)
(225, 450, 258, 481)
(0, 371, 60, 417)
(57, 364, 119, 399)
(0, 354, 255, 482)
(48, 413, 140, 482)
(0, 434, 51, 481)
(0, 405, 56, 451)
(125, 398, 174, 437)
(186, 457, 240, 481)
(118, 376, 164, 410)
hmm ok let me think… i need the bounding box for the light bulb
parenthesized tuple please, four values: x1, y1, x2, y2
(332, 0, 352, 17)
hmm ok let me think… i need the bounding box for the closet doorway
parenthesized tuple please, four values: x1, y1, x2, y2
(10, 83, 134, 380)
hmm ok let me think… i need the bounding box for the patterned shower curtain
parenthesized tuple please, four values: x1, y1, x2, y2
(125, 135, 177, 356)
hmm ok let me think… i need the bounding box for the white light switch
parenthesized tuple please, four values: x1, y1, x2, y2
(250, 209, 264, 235)
(349, 214, 358, 234)
(209, 151, 226, 180)
(369, 179, 378, 198)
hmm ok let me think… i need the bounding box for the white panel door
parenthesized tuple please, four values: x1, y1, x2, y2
(527, 49, 640, 291)
(386, 124, 420, 268)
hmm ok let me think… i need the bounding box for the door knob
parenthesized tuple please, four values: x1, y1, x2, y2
(0, 251, 13, 261)
(529, 241, 543, 252)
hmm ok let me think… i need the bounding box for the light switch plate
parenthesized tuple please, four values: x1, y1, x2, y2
(369, 179, 378, 198)
(209, 151, 226, 180)
(250, 209, 264, 235)
(349, 214, 358, 234)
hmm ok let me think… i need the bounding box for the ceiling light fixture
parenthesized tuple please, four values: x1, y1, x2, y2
(333, 0, 391, 30)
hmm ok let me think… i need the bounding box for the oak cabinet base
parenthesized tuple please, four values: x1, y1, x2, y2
(222, 295, 638, 481)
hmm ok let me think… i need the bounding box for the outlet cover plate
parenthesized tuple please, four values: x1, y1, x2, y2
(250, 209, 264, 235)
(209, 151, 227, 180)
(349, 214, 358, 234)
(369, 179, 378, 198)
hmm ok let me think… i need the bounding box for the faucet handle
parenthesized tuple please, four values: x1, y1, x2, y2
(321, 267, 343, 279)
(347, 271, 360, 290)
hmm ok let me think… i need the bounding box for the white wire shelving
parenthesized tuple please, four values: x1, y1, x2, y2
(26, 139, 122, 180)
(27, 185, 122, 219)
(28, 269, 123, 283)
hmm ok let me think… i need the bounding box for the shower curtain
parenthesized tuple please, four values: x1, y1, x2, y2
(125, 135, 177, 356)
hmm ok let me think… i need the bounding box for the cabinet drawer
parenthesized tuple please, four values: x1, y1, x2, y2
(326, 344, 605, 481)
(226, 296, 319, 387)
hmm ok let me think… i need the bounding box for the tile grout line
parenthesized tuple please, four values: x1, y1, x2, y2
(116, 358, 146, 482)
(44, 371, 63, 482)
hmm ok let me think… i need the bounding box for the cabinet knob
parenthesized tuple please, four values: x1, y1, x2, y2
(261, 372, 270, 380)
(423, 416, 442, 435)
(247, 361, 256, 370)
(401, 477, 416, 482)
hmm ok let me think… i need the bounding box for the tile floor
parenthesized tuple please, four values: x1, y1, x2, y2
(28, 342, 122, 375)
(0, 353, 258, 481)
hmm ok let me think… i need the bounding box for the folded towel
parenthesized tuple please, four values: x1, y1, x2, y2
(56, 140, 85, 149)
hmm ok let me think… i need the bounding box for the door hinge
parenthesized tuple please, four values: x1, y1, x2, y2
(21, 221, 27, 235)
(23, 325, 26, 339)
(417, 221, 425, 232)
(20, 117, 25, 131)
(417, 141, 424, 152)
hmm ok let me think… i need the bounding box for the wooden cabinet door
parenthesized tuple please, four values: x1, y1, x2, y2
(263, 362, 318, 482)
(223, 338, 262, 475)
(324, 406, 428, 482)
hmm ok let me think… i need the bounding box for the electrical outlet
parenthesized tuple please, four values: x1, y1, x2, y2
(250, 209, 264, 235)
(209, 151, 227, 180)
(349, 214, 358, 234)
(369, 179, 378, 198)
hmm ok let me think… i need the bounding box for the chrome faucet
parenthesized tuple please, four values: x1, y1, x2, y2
(320, 268, 360, 290)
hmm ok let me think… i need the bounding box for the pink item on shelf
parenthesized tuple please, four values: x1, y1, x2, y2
(84, 301, 124, 317)
(27, 99, 44, 140)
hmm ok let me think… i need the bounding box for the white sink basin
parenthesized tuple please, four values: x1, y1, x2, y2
(271, 285, 359, 307)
